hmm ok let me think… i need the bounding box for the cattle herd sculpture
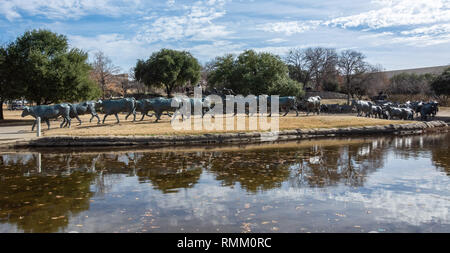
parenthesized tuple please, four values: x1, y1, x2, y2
(20, 87, 440, 131)
(348, 99, 439, 121)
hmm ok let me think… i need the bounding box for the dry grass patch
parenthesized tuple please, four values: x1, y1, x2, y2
(321, 99, 349, 105)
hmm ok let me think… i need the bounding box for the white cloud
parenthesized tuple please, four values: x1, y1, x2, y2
(257, 0, 450, 48)
(257, 20, 321, 36)
(0, 0, 140, 21)
(68, 33, 152, 71)
(401, 23, 450, 35)
(186, 40, 245, 60)
(265, 38, 288, 44)
(390, 34, 450, 46)
(167, 0, 175, 7)
(136, 0, 231, 43)
(325, 0, 450, 29)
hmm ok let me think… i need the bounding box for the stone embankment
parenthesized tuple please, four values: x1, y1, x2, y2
(1, 121, 448, 149)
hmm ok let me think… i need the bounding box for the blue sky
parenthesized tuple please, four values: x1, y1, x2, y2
(1, 0, 449, 73)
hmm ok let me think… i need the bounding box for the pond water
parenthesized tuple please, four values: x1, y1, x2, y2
(0, 132, 449, 233)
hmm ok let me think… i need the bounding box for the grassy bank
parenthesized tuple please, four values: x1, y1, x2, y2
(5, 108, 450, 137)
(42, 114, 413, 136)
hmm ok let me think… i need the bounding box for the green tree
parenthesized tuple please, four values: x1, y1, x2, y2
(3, 29, 100, 106)
(0, 47, 22, 120)
(431, 67, 450, 99)
(134, 49, 201, 97)
(388, 72, 434, 95)
(207, 50, 301, 96)
(267, 76, 304, 98)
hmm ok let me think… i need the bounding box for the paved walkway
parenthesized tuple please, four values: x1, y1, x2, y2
(0, 125, 36, 145)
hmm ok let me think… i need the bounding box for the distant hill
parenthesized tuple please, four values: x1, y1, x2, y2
(383, 65, 450, 79)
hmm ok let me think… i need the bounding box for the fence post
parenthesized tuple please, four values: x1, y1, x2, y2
(37, 117, 41, 137)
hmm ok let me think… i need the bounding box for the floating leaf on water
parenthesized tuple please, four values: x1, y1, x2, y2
(335, 213, 346, 217)
(244, 203, 250, 209)
(353, 225, 361, 228)
(261, 221, 270, 225)
(55, 195, 64, 199)
(272, 227, 279, 231)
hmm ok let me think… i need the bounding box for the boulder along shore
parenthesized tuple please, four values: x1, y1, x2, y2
(1, 120, 448, 150)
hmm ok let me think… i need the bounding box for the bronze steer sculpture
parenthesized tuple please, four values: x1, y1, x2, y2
(351, 100, 372, 117)
(384, 105, 404, 120)
(420, 102, 439, 121)
(302, 96, 321, 116)
(97, 98, 136, 124)
(277, 96, 299, 116)
(136, 97, 180, 122)
(370, 105, 383, 118)
(61, 101, 101, 125)
(21, 104, 71, 131)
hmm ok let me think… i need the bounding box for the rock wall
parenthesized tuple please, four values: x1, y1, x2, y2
(4, 121, 447, 149)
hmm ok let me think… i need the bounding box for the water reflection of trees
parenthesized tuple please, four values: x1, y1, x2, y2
(208, 150, 293, 193)
(1, 132, 448, 231)
(135, 152, 203, 193)
(287, 141, 385, 188)
(429, 133, 450, 175)
(0, 154, 95, 233)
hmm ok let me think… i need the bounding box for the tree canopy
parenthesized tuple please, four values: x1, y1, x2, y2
(388, 72, 434, 95)
(337, 50, 376, 103)
(2, 29, 100, 106)
(207, 50, 304, 97)
(431, 67, 450, 98)
(134, 49, 201, 97)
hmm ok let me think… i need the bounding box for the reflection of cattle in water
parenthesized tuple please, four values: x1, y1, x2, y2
(21, 104, 72, 130)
